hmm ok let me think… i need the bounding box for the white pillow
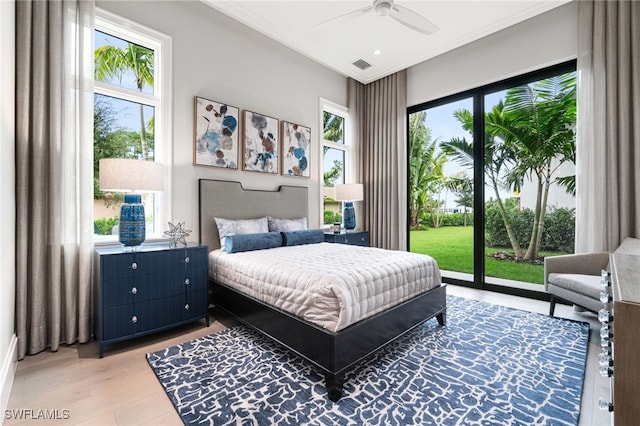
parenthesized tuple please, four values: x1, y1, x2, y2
(214, 217, 269, 250)
(267, 216, 308, 232)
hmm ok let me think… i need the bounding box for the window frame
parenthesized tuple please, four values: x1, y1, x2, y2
(320, 98, 352, 227)
(94, 8, 173, 244)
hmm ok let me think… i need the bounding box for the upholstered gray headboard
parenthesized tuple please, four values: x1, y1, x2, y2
(198, 179, 309, 250)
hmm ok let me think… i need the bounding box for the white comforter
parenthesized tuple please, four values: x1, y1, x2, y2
(209, 242, 441, 332)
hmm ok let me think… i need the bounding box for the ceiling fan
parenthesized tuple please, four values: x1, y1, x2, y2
(315, 0, 439, 35)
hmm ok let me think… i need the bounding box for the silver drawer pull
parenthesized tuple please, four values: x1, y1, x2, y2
(598, 309, 612, 323)
(598, 364, 613, 378)
(131, 287, 137, 295)
(185, 278, 190, 285)
(598, 399, 613, 412)
(184, 256, 190, 264)
(600, 291, 612, 304)
(131, 262, 138, 270)
(131, 315, 138, 323)
(184, 303, 190, 311)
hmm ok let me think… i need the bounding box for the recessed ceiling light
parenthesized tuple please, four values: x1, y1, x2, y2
(374, 49, 381, 55)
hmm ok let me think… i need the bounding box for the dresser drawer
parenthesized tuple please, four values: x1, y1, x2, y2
(102, 274, 169, 307)
(184, 289, 208, 321)
(101, 251, 165, 280)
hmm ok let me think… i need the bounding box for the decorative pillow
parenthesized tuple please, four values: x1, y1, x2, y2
(267, 216, 308, 232)
(224, 232, 283, 253)
(281, 229, 325, 247)
(214, 217, 269, 250)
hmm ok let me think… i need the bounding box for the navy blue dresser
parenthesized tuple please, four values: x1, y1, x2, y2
(94, 243, 209, 357)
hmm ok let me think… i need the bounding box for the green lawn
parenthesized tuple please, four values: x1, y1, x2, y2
(410, 227, 564, 285)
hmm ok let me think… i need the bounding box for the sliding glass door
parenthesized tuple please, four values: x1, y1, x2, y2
(408, 61, 576, 291)
(409, 97, 475, 282)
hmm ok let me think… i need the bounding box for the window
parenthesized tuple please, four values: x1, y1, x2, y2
(93, 10, 172, 241)
(408, 61, 576, 290)
(321, 99, 351, 225)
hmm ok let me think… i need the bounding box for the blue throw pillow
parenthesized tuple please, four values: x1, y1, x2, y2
(281, 229, 325, 246)
(224, 232, 283, 253)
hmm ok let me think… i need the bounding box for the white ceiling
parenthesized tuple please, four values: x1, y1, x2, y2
(202, 0, 572, 84)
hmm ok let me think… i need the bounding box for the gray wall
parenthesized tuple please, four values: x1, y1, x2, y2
(407, 2, 577, 106)
(0, 0, 17, 414)
(96, 0, 347, 239)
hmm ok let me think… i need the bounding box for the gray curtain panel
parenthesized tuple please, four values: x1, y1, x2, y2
(576, 0, 640, 253)
(349, 70, 408, 251)
(15, 0, 95, 359)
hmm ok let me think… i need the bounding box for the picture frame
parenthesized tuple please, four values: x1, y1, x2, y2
(281, 121, 311, 178)
(194, 96, 240, 169)
(242, 110, 279, 174)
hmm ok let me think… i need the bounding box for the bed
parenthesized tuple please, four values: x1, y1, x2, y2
(199, 179, 446, 401)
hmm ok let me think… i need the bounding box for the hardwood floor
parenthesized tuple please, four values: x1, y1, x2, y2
(5, 285, 611, 425)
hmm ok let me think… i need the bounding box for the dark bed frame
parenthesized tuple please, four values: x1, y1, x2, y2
(198, 179, 446, 401)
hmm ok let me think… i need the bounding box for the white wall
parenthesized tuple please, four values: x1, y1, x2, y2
(0, 0, 17, 416)
(96, 0, 347, 238)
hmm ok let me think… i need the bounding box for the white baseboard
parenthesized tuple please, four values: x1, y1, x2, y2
(0, 335, 18, 425)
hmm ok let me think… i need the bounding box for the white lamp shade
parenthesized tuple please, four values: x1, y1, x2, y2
(334, 183, 364, 201)
(99, 158, 164, 192)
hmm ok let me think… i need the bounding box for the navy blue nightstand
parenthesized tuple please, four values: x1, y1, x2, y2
(323, 231, 369, 247)
(94, 243, 210, 357)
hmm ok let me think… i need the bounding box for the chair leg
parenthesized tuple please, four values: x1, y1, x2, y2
(549, 296, 556, 317)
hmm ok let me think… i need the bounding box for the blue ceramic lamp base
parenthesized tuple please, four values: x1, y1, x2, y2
(343, 201, 356, 232)
(119, 193, 146, 248)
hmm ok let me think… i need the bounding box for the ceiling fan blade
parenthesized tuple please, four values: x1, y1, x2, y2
(389, 4, 439, 35)
(311, 6, 373, 30)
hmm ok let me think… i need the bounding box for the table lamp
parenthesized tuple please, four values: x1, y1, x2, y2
(99, 158, 164, 248)
(334, 183, 364, 232)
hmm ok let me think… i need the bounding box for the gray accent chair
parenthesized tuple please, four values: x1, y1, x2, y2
(544, 252, 608, 316)
(544, 237, 640, 316)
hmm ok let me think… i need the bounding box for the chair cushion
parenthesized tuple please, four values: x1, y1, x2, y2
(547, 273, 602, 299)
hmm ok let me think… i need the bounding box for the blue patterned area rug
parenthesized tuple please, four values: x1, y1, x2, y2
(147, 296, 589, 426)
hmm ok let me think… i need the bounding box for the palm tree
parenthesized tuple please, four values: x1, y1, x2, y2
(94, 42, 154, 160)
(452, 173, 473, 226)
(500, 73, 576, 260)
(322, 111, 344, 188)
(441, 104, 525, 258)
(409, 111, 447, 229)
(322, 111, 343, 143)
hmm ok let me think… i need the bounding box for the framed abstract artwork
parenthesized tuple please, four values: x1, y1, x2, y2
(242, 110, 279, 174)
(281, 121, 311, 178)
(194, 96, 240, 169)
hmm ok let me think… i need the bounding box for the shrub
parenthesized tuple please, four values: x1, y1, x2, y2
(440, 212, 474, 227)
(485, 204, 533, 247)
(541, 207, 575, 253)
(323, 210, 342, 225)
(485, 203, 575, 253)
(94, 217, 119, 235)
